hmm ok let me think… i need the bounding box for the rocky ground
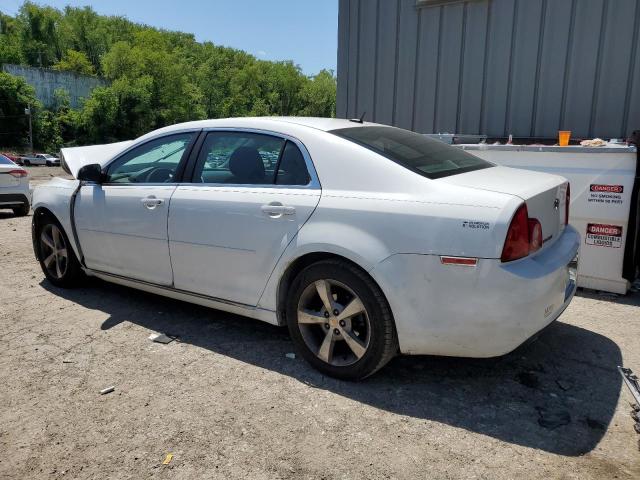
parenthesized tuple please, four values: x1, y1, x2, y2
(0, 169, 639, 478)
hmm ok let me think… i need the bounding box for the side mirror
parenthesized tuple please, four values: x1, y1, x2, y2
(77, 163, 103, 183)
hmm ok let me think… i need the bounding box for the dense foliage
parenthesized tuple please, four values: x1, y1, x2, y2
(0, 2, 336, 151)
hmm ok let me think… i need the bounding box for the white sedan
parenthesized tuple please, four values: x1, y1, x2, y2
(0, 154, 30, 216)
(31, 117, 579, 379)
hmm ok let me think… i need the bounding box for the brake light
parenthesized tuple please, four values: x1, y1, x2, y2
(8, 169, 27, 178)
(501, 204, 530, 262)
(565, 183, 570, 225)
(501, 203, 544, 262)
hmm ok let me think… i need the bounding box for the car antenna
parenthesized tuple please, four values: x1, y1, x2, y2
(349, 111, 366, 124)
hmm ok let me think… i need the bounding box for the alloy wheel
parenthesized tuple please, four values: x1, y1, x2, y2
(297, 279, 371, 366)
(40, 224, 68, 280)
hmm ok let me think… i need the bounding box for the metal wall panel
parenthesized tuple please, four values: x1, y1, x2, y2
(394, 0, 420, 129)
(337, 0, 640, 139)
(374, 0, 399, 122)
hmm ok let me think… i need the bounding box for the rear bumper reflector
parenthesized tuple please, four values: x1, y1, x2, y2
(440, 256, 478, 266)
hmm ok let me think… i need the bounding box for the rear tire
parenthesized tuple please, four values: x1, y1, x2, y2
(12, 204, 29, 216)
(36, 216, 83, 287)
(24, 160, 30, 166)
(286, 259, 397, 380)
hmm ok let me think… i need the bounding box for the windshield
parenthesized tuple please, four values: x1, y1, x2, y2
(331, 126, 494, 179)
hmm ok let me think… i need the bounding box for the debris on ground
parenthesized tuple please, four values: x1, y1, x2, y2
(162, 454, 173, 465)
(99, 386, 115, 395)
(149, 333, 178, 344)
(285, 353, 296, 359)
(556, 379, 571, 391)
(618, 366, 640, 446)
(536, 408, 571, 429)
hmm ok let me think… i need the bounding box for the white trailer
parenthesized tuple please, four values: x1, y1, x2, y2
(459, 143, 638, 295)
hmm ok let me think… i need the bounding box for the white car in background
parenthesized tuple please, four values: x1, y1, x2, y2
(0, 154, 30, 216)
(30, 117, 579, 379)
(21, 153, 60, 167)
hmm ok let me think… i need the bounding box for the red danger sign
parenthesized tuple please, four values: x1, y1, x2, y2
(586, 224, 622, 236)
(590, 184, 624, 193)
(586, 223, 623, 248)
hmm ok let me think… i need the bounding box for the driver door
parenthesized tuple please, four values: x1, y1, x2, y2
(74, 132, 197, 285)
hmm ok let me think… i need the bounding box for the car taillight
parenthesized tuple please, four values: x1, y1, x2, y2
(8, 169, 28, 178)
(501, 203, 543, 262)
(565, 183, 570, 225)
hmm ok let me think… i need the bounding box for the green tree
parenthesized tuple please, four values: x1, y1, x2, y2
(0, 71, 40, 147)
(17, 2, 62, 67)
(2, 1, 336, 147)
(0, 12, 25, 65)
(299, 70, 337, 117)
(53, 49, 96, 75)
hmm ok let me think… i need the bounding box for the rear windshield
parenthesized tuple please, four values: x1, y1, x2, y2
(331, 126, 494, 179)
(0, 155, 14, 165)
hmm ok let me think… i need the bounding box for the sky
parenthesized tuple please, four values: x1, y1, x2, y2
(0, 0, 339, 75)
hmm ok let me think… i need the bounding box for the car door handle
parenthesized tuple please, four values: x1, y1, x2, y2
(261, 203, 296, 217)
(141, 196, 164, 209)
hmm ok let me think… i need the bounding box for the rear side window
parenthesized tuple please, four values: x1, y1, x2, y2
(194, 132, 285, 184)
(331, 126, 494, 179)
(193, 132, 311, 186)
(0, 155, 14, 165)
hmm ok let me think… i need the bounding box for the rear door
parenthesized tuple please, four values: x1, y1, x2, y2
(168, 129, 321, 306)
(74, 131, 197, 285)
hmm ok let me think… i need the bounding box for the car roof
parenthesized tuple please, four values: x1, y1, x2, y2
(140, 117, 384, 140)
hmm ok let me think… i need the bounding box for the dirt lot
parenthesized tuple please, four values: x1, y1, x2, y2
(1, 169, 639, 479)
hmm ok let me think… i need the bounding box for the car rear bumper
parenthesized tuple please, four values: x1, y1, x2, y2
(0, 193, 30, 208)
(371, 225, 580, 357)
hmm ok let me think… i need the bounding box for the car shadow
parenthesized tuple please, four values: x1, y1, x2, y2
(40, 277, 625, 456)
(0, 211, 24, 219)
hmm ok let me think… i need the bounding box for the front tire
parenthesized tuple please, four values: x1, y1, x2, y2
(12, 204, 29, 216)
(36, 217, 83, 287)
(286, 260, 397, 380)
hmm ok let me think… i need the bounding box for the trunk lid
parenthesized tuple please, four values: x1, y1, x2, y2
(439, 166, 568, 248)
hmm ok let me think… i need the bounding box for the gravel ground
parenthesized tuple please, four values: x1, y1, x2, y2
(1, 171, 639, 479)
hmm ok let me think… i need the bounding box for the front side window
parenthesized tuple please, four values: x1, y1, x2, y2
(105, 133, 194, 184)
(331, 126, 494, 179)
(193, 131, 311, 186)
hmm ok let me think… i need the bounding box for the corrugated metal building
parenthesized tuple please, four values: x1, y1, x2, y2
(336, 0, 640, 139)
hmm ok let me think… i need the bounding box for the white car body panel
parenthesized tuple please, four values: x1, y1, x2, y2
(0, 161, 30, 209)
(32, 117, 580, 358)
(169, 185, 320, 305)
(75, 184, 177, 285)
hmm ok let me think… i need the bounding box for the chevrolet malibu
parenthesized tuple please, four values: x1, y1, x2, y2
(31, 117, 579, 379)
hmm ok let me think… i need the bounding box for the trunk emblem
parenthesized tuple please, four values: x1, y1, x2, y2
(553, 198, 560, 210)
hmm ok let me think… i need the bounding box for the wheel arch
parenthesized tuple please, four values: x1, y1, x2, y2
(31, 207, 78, 261)
(274, 251, 394, 327)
